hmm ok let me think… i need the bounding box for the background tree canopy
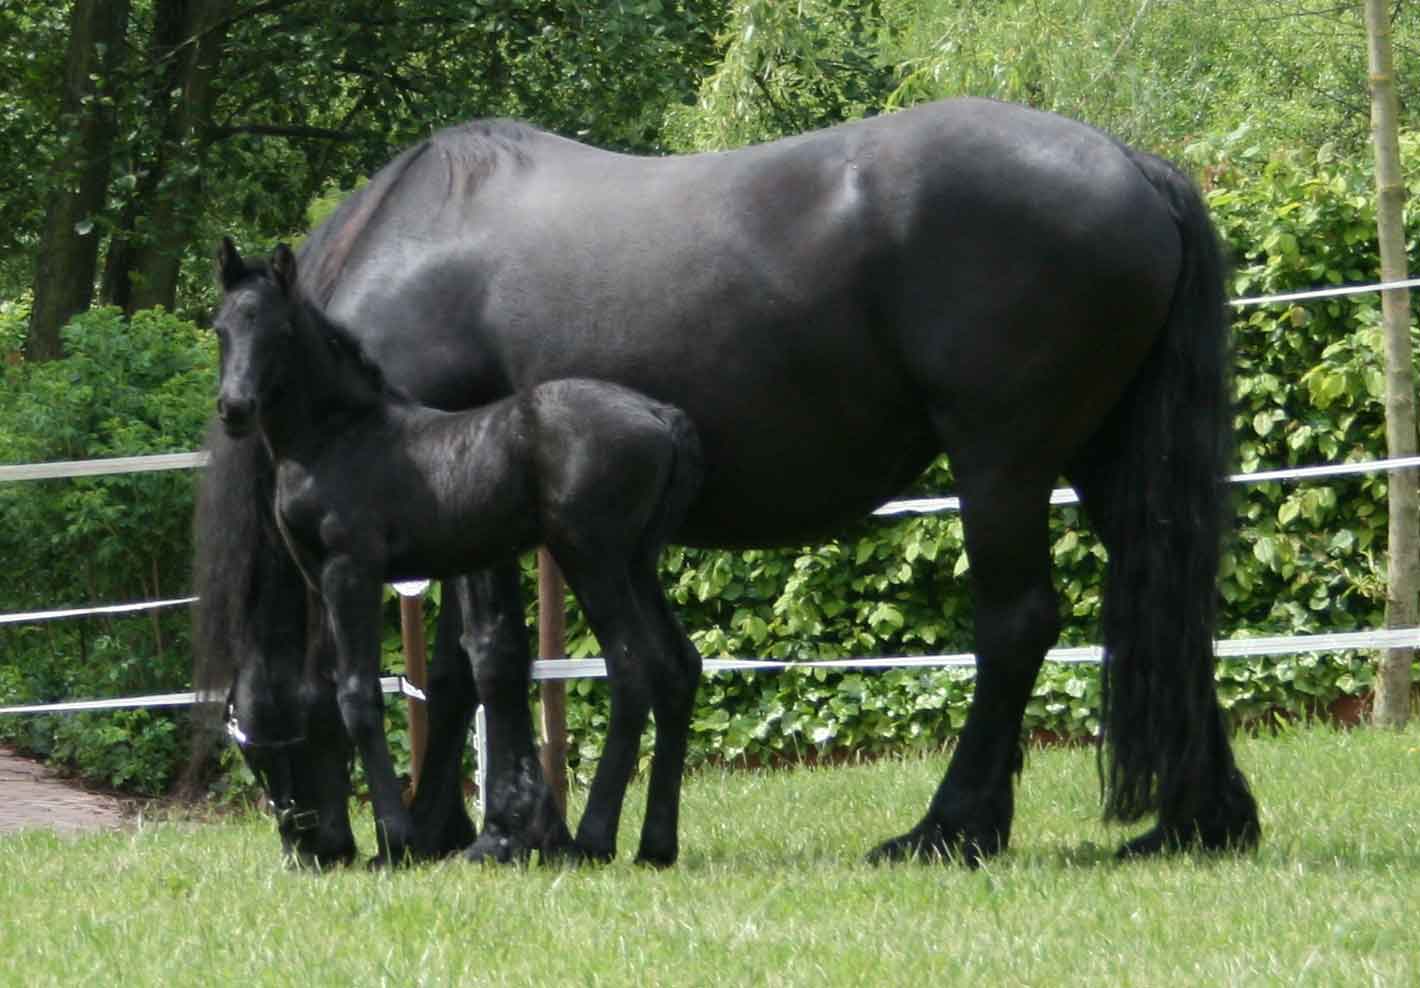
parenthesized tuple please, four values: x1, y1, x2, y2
(0, 0, 1416, 792)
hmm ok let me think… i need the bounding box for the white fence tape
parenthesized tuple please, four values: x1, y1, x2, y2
(1229, 276, 1420, 308)
(872, 454, 1420, 517)
(3, 627, 1416, 717)
(0, 451, 209, 483)
(0, 596, 198, 627)
(5, 452, 1420, 628)
(0, 675, 423, 716)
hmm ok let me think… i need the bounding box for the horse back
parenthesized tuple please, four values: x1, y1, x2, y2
(308, 99, 1187, 545)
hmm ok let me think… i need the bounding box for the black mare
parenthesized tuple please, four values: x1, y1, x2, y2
(211, 240, 702, 866)
(195, 97, 1261, 868)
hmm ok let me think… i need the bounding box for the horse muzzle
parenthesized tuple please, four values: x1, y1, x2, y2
(217, 395, 256, 437)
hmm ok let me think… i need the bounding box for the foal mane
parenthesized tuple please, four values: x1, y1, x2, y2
(291, 291, 412, 405)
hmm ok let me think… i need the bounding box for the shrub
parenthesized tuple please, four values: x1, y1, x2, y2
(0, 306, 214, 794)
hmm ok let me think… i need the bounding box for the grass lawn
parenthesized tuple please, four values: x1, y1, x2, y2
(2, 722, 1418, 987)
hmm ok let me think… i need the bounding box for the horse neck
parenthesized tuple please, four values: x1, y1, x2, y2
(259, 311, 387, 459)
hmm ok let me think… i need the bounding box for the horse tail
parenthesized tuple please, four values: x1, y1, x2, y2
(1093, 150, 1235, 824)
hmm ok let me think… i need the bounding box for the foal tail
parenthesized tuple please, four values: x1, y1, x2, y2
(647, 406, 704, 552)
(1093, 151, 1235, 824)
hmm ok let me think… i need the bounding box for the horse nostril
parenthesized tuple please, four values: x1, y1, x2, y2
(219, 396, 254, 433)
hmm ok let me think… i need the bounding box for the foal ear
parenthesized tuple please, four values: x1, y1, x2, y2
(270, 243, 298, 296)
(216, 237, 244, 291)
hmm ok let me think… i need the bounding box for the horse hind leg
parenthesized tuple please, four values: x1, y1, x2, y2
(868, 475, 1059, 866)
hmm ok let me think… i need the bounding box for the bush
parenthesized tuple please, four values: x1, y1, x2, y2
(0, 306, 214, 794)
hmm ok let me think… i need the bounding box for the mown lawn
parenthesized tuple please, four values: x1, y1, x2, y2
(2, 723, 1418, 987)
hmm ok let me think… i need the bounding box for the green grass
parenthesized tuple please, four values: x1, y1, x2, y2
(3, 723, 1419, 986)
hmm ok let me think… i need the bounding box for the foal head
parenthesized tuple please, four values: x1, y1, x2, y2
(212, 237, 301, 438)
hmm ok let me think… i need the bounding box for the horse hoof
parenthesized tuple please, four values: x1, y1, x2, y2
(1116, 815, 1261, 860)
(463, 832, 532, 866)
(366, 847, 414, 871)
(866, 824, 999, 867)
(410, 811, 478, 860)
(539, 841, 612, 869)
(633, 840, 678, 869)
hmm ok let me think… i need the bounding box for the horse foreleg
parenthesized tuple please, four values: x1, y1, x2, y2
(322, 556, 415, 866)
(868, 479, 1058, 866)
(455, 563, 575, 865)
(408, 584, 480, 859)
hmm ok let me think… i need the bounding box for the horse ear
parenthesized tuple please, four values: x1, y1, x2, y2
(216, 237, 244, 290)
(270, 244, 298, 296)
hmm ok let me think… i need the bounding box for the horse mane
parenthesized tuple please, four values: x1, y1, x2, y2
(302, 118, 539, 305)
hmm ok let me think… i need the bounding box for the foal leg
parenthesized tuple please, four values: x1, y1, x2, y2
(456, 563, 576, 865)
(868, 477, 1059, 866)
(553, 544, 698, 866)
(321, 556, 415, 866)
(409, 583, 480, 859)
(625, 551, 701, 866)
(553, 555, 656, 864)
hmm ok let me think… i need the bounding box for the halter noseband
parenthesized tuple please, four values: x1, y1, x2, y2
(225, 702, 319, 833)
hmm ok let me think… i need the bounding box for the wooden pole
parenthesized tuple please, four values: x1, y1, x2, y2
(537, 548, 570, 816)
(1364, 0, 1417, 728)
(398, 592, 430, 791)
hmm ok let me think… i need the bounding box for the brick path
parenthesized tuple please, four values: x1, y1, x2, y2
(0, 746, 127, 834)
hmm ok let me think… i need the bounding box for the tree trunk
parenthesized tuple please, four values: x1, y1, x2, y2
(124, 0, 233, 313)
(26, 0, 131, 361)
(1364, 0, 1417, 728)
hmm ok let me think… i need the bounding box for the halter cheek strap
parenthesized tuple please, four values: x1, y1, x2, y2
(225, 702, 307, 750)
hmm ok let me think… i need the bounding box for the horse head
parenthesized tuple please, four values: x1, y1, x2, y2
(212, 238, 299, 438)
(225, 645, 358, 869)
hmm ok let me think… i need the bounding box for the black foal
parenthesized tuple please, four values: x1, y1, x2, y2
(213, 239, 703, 867)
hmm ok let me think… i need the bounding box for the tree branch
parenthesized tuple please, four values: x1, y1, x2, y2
(206, 123, 354, 142)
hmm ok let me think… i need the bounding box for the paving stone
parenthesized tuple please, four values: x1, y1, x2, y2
(0, 746, 126, 834)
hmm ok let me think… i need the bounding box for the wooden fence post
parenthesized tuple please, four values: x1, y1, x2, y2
(397, 587, 430, 792)
(537, 548, 569, 816)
